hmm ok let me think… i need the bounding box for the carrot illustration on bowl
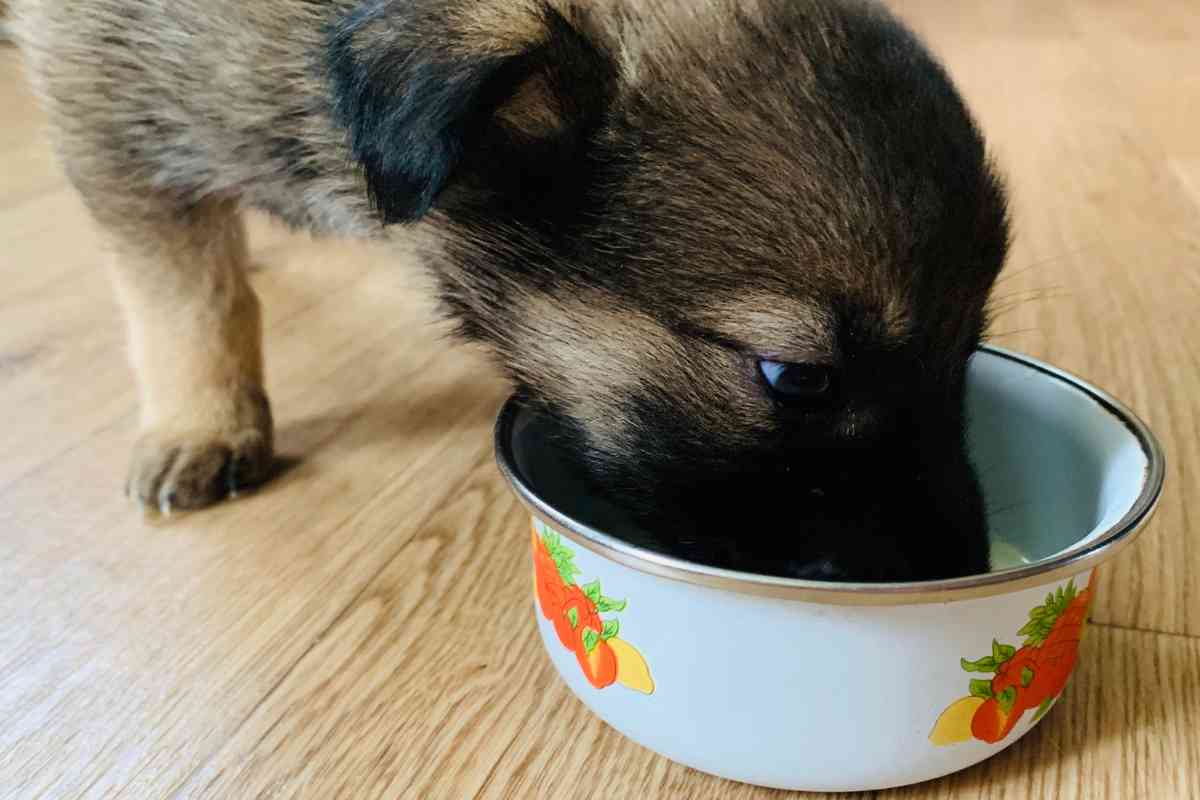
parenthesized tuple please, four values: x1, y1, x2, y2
(531, 523, 655, 695)
(930, 575, 1095, 746)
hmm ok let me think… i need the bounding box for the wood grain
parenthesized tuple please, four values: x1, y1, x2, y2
(1, 0, 1198, 796)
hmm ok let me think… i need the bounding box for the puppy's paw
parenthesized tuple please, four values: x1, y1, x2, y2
(127, 428, 273, 514)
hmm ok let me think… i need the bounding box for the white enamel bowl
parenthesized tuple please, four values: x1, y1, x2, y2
(495, 346, 1164, 792)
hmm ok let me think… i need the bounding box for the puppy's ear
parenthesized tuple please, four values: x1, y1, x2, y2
(328, 1, 616, 224)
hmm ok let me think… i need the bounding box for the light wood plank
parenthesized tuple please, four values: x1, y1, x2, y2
(0, 325, 508, 798)
(1, 0, 1199, 795)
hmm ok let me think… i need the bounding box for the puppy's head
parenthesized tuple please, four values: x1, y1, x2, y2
(329, 0, 1009, 580)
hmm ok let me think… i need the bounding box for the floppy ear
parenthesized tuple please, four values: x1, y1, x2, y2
(327, 0, 616, 224)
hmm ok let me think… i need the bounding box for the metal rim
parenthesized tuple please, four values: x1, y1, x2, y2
(494, 346, 1165, 605)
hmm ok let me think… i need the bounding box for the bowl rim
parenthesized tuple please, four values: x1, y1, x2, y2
(494, 345, 1165, 605)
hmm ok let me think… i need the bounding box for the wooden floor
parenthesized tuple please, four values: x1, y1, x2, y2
(2, 1, 1198, 797)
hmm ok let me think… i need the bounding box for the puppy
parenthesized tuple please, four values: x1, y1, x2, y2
(12, 0, 1009, 580)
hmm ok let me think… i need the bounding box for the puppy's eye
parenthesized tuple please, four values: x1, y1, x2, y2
(759, 360, 832, 402)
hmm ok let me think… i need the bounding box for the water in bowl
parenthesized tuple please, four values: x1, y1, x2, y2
(987, 538, 1031, 570)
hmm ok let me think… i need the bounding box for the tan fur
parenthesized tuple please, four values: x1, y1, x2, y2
(106, 198, 272, 511)
(496, 73, 567, 138)
(450, 0, 548, 55)
(11, 0, 374, 236)
(509, 290, 769, 455)
(9, 0, 348, 508)
(12, 0, 284, 509)
(693, 294, 836, 361)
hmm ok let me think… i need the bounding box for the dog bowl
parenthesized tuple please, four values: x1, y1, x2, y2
(494, 346, 1163, 792)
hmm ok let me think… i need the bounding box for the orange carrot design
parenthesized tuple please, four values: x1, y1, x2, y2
(529, 523, 654, 694)
(931, 575, 1096, 746)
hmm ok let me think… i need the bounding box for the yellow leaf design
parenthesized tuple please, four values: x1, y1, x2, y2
(609, 637, 655, 695)
(929, 696, 985, 746)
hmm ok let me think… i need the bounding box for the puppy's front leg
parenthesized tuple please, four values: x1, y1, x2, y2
(108, 198, 273, 513)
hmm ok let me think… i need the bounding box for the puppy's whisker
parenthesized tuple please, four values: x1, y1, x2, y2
(996, 245, 1104, 278)
(986, 288, 1073, 322)
(985, 328, 1042, 340)
(988, 286, 1070, 305)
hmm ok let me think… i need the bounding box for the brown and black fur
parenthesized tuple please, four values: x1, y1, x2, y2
(12, 0, 1009, 580)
